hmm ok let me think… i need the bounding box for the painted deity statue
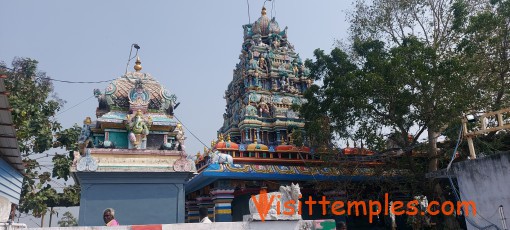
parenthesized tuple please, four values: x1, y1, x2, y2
(259, 55, 267, 73)
(175, 123, 186, 152)
(126, 109, 152, 149)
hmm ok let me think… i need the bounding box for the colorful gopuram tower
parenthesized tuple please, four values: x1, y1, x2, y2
(219, 6, 312, 146)
(185, 7, 334, 223)
(72, 57, 196, 226)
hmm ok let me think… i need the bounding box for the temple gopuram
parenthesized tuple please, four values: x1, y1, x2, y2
(184, 7, 402, 224)
(72, 57, 196, 226)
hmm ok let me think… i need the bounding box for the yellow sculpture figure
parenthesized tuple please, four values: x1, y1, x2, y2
(127, 109, 151, 149)
(259, 55, 267, 73)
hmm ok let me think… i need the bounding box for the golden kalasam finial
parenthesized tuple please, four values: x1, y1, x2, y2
(134, 56, 142, 72)
(281, 135, 286, 145)
(261, 6, 266, 16)
(84, 117, 92, 125)
(253, 135, 258, 144)
(227, 133, 231, 142)
(218, 133, 224, 142)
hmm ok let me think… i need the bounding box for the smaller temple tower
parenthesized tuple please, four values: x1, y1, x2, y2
(72, 57, 196, 226)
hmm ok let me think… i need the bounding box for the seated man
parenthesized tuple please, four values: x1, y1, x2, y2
(103, 208, 120, 226)
(199, 207, 212, 223)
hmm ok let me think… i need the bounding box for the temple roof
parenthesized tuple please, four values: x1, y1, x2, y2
(186, 163, 406, 193)
(252, 7, 281, 37)
(95, 57, 177, 116)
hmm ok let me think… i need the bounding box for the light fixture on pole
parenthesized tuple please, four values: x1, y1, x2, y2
(466, 114, 477, 123)
(174, 102, 181, 110)
(125, 43, 141, 74)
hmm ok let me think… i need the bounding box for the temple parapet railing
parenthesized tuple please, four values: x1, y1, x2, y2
(193, 150, 411, 174)
(72, 148, 196, 173)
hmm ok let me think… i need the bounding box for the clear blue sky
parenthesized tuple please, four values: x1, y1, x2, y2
(1, 0, 352, 226)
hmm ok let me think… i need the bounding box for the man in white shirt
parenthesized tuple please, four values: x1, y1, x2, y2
(199, 207, 212, 223)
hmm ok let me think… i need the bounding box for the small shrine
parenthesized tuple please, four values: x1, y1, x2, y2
(72, 57, 196, 226)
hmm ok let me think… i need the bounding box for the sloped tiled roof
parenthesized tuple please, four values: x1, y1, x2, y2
(0, 75, 23, 173)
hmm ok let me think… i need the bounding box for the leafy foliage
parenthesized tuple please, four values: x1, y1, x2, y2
(301, 0, 510, 228)
(304, 38, 475, 152)
(455, 0, 510, 110)
(58, 211, 78, 227)
(1, 58, 80, 221)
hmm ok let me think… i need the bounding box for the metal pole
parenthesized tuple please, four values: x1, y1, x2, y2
(500, 205, 508, 230)
(467, 137, 476, 159)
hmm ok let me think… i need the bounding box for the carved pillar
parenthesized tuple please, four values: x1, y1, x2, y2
(196, 195, 214, 222)
(251, 128, 255, 142)
(256, 128, 260, 142)
(245, 128, 249, 142)
(211, 188, 235, 222)
(185, 200, 199, 223)
(276, 130, 281, 145)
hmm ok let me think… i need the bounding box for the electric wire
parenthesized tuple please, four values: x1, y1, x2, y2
(447, 126, 501, 230)
(55, 95, 95, 116)
(38, 77, 115, 84)
(271, 0, 274, 18)
(173, 114, 210, 150)
(247, 0, 251, 24)
(2, 65, 117, 84)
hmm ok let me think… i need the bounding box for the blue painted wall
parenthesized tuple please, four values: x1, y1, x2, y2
(108, 132, 128, 148)
(76, 172, 190, 226)
(0, 159, 23, 204)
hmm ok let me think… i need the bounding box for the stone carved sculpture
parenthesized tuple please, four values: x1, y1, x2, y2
(248, 183, 302, 220)
(175, 123, 186, 151)
(126, 110, 152, 149)
(259, 54, 267, 73)
(210, 151, 233, 164)
(72, 151, 81, 167)
(76, 148, 98, 172)
(77, 117, 92, 155)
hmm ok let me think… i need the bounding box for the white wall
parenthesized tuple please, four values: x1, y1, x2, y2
(454, 152, 510, 230)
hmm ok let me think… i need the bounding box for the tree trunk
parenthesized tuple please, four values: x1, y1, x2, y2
(49, 207, 53, 227)
(434, 183, 462, 229)
(427, 130, 439, 172)
(427, 130, 462, 229)
(40, 213, 45, 227)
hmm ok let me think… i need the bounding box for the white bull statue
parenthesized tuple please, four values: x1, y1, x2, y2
(248, 183, 302, 220)
(210, 150, 233, 164)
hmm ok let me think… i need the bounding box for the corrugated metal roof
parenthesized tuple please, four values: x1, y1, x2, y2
(0, 75, 24, 173)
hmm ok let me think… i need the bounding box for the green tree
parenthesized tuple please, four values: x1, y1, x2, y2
(349, 0, 484, 56)
(454, 0, 510, 110)
(0, 58, 80, 226)
(58, 211, 78, 227)
(302, 37, 477, 228)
